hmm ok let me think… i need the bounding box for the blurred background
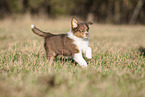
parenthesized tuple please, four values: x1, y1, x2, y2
(0, 0, 145, 24)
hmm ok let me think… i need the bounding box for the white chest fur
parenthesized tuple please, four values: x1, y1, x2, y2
(67, 31, 89, 53)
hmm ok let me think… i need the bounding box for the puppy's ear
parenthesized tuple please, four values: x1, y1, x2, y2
(87, 21, 93, 25)
(72, 18, 79, 28)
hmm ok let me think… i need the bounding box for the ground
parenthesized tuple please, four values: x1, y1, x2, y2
(0, 16, 145, 97)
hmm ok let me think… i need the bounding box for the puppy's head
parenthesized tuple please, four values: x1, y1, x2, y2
(71, 18, 93, 38)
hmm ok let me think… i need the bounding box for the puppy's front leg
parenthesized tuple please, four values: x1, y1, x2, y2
(73, 53, 87, 68)
(85, 47, 92, 59)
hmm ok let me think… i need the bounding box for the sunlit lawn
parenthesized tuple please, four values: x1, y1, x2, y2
(0, 16, 145, 97)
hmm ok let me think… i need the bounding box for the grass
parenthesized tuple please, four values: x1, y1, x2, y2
(0, 16, 145, 97)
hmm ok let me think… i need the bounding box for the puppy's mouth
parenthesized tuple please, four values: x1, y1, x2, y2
(83, 31, 89, 38)
(83, 35, 89, 38)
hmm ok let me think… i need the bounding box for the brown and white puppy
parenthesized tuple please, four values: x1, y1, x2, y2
(31, 18, 93, 68)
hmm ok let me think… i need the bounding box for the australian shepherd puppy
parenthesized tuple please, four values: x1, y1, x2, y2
(31, 18, 93, 68)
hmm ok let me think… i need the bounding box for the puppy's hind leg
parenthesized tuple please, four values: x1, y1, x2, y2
(45, 56, 54, 72)
(48, 56, 55, 66)
(45, 51, 55, 66)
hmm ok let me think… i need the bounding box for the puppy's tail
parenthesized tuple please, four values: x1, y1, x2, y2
(31, 24, 53, 37)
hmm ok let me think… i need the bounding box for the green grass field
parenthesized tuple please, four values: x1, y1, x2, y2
(0, 17, 145, 97)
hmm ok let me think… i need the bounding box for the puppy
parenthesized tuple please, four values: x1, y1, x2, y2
(31, 18, 93, 68)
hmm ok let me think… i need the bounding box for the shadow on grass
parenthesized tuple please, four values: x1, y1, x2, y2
(53, 56, 92, 67)
(54, 56, 77, 66)
(139, 46, 145, 57)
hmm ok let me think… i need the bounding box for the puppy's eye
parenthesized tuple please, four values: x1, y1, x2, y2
(79, 28, 83, 32)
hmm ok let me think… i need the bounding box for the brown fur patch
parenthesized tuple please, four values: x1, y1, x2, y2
(73, 31, 85, 38)
(44, 34, 79, 58)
